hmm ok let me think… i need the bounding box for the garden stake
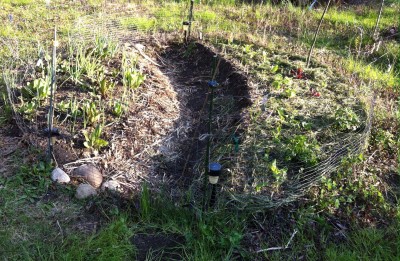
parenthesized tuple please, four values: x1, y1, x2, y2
(373, 0, 385, 39)
(306, 0, 331, 68)
(47, 27, 57, 163)
(188, 0, 194, 40)
(202, 55, 221, 211)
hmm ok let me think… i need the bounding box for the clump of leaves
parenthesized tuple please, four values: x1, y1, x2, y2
(272, 74, 292, 89)
(285, 135, 320, 165)
(22, 76, 51, 101)
(97, 78, 116, 98)
(56, 100, 69, 113)
(83, 124, 108, 154)
(334, 107, 360, 131)
(123, 68, 146, 89)
(270, 159, 287, 187)
(18, 99, 37, 120)
(112, 100, 125, 117)
(93, 36, 119, 59)
(82, 101, 102, 127)
(283, 87, 296, 98)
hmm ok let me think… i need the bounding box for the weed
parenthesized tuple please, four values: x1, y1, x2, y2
(8, 161, 52, 200)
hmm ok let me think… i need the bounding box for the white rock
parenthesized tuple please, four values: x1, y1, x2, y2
(75, 184, 97, 199)
(51, 168, 70, 184)
(101, 180, 121, 192)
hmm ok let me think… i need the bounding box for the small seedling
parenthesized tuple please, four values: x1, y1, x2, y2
(123, 68, 146, 89)
(83, 124, 108, 154)
(112, 100, 125, 117)
(82, 101, 102, 127)
(270, 159, 287, 186)
(98, 78, 116, 98)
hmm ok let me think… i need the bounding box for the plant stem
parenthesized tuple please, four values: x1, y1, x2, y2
(306, 0, 331, 68)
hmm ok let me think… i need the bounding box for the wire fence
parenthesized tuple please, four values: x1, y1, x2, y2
(1, 1, 376, 211)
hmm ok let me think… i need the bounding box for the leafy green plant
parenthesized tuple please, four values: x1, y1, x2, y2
(0, 92, 13, 124)
(334, 107, 361, 131)
(272, 74, 292, 89)
(65, 46, 104, 84)
(18, 99, 37, 120)
(56, 100, 69, 113)
(23, 76, 51, 101)
(112, 100, 125, 117)
(122, 68, 146, 90)
(98, 77, 116, 98)
(83, 124, 108, 153)
(283, 87, 296, 98)
(93, 36, 119, 59)
(285, 135, 320, 165)
(82, 101, 102, 127)
(270, 159, 287, 186)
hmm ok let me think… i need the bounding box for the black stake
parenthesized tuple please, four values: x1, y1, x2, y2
(202, 55, 220, 211)
(188, 0, 194, 40)
(47, 27, 57, 163)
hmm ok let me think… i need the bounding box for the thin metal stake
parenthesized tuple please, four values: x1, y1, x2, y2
(202, 55, 219, 211)
(47, 27, 57, 162)
(188, 0, 194, 40)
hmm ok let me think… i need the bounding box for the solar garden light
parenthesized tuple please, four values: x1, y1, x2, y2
(208, 162, 222, 185)
(183, 21, 190, 42)
(209, 162, 222, 208)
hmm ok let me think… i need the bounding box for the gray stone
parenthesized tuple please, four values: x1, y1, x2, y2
(101, 180, 121, 192)
(51, 167, 70, 184)
(75, 184, 97, 199)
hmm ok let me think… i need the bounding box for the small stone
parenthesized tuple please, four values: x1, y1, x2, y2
(101, 180, 121, 192)
(75, 184, 97, 199)
(51, 167, 70, 184)
(73, 164, 103, 188)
